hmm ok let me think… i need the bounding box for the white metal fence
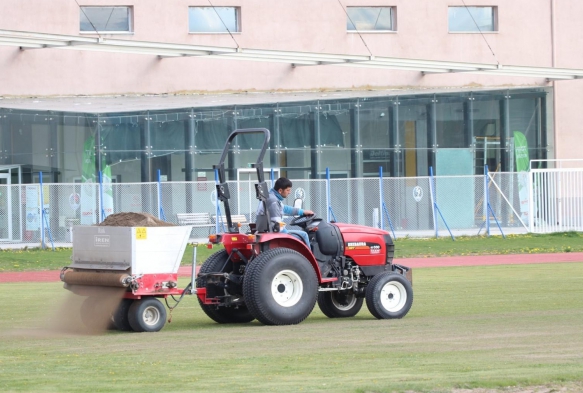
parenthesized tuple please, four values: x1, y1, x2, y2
(529, 160, 583, 233)
(1, 171, 555, 247)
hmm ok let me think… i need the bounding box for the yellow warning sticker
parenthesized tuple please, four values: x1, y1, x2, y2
(136, 227, 147, 240)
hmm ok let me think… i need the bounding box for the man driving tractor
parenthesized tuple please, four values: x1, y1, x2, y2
(256, 177, 314, 246)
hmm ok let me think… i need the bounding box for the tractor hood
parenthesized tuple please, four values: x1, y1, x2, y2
(333, 223, 394, 267)
(334, 223, 390, 236)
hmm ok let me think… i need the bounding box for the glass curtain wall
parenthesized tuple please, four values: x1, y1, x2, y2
(508, 89, 548, 167)
(0, 109, 97, 183)
(0, 87, 551, 186)
(357, 98, 394, 178)
(398, 95, 432, 177)
(317, 101, 353, 179)
(471, 92, 503, 174)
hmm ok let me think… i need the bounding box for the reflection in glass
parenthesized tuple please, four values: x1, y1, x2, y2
(509, 96, 545, 166)
(189, 7, 239, 33)
(0, 88, 552, 185)
(448, 6, 495, 32)
(80, 7, 131, 32)
(398, 103, 429, 177)
(436, 101, 466, 148)
(347, 7, 393, 31)
(472, 98, 502, 173)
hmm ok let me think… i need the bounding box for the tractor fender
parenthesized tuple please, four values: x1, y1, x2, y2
(255, 233, 323, 281)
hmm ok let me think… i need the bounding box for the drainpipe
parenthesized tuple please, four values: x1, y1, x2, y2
(550, 0, 558, 161)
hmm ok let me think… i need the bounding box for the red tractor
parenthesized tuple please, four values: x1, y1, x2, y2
(196, 128, 413, 325)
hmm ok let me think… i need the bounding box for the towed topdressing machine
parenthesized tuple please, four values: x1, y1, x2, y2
(61, 128, 413, 332)
(61, 224, 193, 332)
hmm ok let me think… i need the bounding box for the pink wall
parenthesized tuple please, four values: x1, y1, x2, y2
(1, 0, 583, 159)
(0, 0, 560, 96)
(548, 1, 583, 160)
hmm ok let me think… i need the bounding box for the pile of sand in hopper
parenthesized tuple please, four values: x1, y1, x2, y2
(97, 212, 175, 227)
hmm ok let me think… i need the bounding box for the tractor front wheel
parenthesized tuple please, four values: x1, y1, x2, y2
(243, 248, 318, 325)
(128, 298, 167, 332)
(365, 272, 413, 319)
(318, 291, 363, 318)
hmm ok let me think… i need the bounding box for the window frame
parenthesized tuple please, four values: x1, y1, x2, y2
(188, 6, 241, 34)
(79, 6, 133, 34)
(346, 6, 396, 33)
(448, 6, 498, 33)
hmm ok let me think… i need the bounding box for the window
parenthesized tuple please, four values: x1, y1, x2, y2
(80, 6, 132, 33)
(347, 7, 395, 32)
(448, 6, 496, 32)
(189, 7, 240, 33)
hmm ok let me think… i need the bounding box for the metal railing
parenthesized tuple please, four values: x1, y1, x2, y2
(529, 160, 583, 233)
(2, 168, 557, 247)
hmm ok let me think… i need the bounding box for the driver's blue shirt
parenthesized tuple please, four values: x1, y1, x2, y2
(256, 188, 310, 246)
(256, 188, 304, 223)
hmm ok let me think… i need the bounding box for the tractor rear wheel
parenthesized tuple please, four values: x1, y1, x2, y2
(365, 272, 413, 319)
(318, 291, 363, 318)
(196, 250, 255, 324)
(128, 298, 167, 332)
(243, 248, 318, 325)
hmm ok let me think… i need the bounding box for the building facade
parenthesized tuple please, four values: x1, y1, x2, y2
(0, 0, 582, 184)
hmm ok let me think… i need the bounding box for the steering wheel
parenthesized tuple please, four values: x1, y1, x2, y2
(289, 214, 316, 229)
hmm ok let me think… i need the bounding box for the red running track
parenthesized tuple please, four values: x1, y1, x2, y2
(1, 252, 582, 283)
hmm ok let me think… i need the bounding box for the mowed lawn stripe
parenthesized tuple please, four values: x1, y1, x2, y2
(0, 262, 582, 392)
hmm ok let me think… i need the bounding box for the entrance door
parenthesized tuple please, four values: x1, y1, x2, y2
(0, 174, 12, 241)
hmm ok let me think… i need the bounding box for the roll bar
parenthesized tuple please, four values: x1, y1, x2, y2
(213, 128, 272, 233)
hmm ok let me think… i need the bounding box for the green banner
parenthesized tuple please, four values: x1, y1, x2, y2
(513, 131, 530, 225)
(102, 164, 114, 217)
(81, 136, 96, 225)
(513, 131, 530, 172)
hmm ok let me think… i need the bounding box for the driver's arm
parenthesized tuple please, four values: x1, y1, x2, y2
(283, 204, 302, 217)
(283, 205, 314, 217)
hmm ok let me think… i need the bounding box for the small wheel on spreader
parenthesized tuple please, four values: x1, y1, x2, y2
(112, 298, 134, 331)
(128, 298, 167, 332)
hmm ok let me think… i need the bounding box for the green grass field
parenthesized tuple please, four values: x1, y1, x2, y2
(1, 263, 582, 392)
(1, 232, 582, 273)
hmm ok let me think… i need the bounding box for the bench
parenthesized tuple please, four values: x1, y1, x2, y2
(176, 213, 214, 234)
(213, 214, 249, 232)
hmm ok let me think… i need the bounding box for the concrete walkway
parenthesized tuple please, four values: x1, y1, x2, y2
(1, 252, 582, 283)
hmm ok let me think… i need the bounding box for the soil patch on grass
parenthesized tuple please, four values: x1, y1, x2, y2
(449, 381, 583, 392)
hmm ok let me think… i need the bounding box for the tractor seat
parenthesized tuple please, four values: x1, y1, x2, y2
(315, 222, 342, 257)
(254, 214, 269, 233)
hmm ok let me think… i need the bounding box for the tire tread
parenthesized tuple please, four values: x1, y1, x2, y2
(243, 248, 317, 325)
(365, 272, 413, 319)
(318, 291, 363, 318)
(196, 250, 254, 324)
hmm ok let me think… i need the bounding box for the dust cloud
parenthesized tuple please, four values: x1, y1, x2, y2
(4, 286, 127, 338)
